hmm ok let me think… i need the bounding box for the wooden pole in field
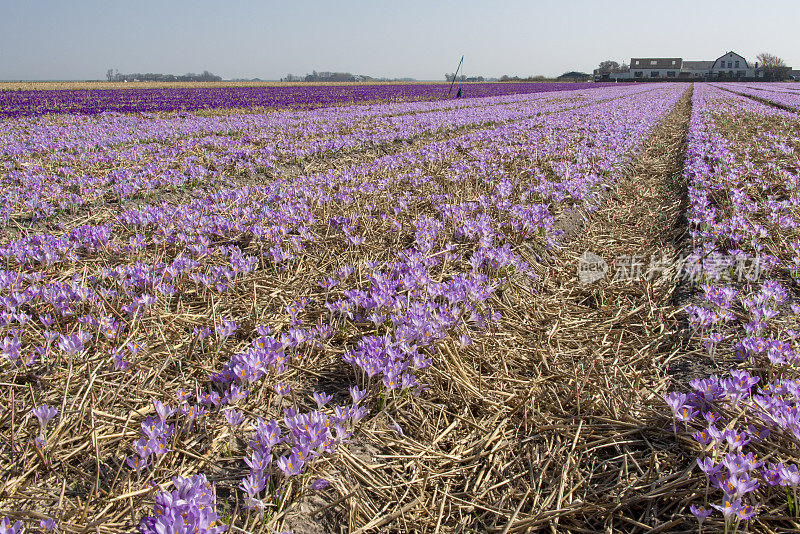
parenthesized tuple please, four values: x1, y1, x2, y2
(448, 55, 464, 96)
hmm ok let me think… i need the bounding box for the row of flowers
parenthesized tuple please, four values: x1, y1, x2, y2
(665, 83, 800, 532)
(2, 84, 684, 532)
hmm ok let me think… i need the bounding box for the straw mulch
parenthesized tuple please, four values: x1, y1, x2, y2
(0, 88, 701, 533)
(278, 88, 699, 533)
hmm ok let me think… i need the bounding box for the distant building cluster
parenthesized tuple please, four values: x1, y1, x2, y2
(594, 51, 793, 81)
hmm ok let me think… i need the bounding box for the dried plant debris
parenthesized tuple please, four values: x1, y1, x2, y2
(4, 82, 800, 533)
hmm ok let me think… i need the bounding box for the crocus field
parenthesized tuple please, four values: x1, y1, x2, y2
(2, 81, 800, 533)
(0, 82, 605, 117)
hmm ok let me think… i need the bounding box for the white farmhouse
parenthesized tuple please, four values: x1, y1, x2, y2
(680, 61, 715, 79)
(710, 51, 757, 78)
(628, 58, 683, 80)
(603, 51, 764, 81)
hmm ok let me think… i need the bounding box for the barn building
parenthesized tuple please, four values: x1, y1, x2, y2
(628, 58, 683, 80)
(598, 51, 765, 81)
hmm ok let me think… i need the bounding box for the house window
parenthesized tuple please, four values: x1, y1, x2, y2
(737, 71, 745, 77)
(651, 60, 658, 65)
(635, 60, 640, 66)
(735, 61, 739, 67)
(651, 71, 660, 77)
(667, 71, 676, 78)
(728, 62, 732, 68)
(634, 71, 643, 78)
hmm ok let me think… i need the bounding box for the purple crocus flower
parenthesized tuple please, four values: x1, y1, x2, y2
(310, 478, 329, 491)
(349, 385, 368, 404)
(711, 497, 743, 522)
(57, 333, 84, 355)
(126, 454, 150, 473)
(689, 504, 712, 524)
(274, 382, 291, 396)
(312, 391, 333, 408)
(664, 392, 687, 419)
(276, 450, 304, 477)
(153, 399, 176, 422)
(215, 319, 238, 340)
(40, 517, 56, 532)
(224, 408, 244, 427)
(33, 404, 57, 432)
(0, 517, 23, 534)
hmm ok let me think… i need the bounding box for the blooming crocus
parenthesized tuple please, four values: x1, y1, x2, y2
(703, 411, 720, 425)
(697, 457, 721, 477)
(349, 385, 367, 404)
(693, 429, 712, 445)
(40, 517, 56, 532)
(724, 430, 750, 450)
(311, 478, 329, 491)
(111, 348, 129, 371)
(276, 451, 304, 477)
(215, 319, 238, 340)
(244, 449, 270, 474)
(153, 399, 176, 422)
(193, 326, 211, 340)
(224, 408, 244, 427)
(0, 517, 22, 534)
(762, 463, 782, 486)
(126, 455, 150, 473)
(664, 392, 687, 419)
(779, 463, 800, 487)
(735, 502, 756, 521)
(240, 472, 266, 497)
(33, 405, 57, 433)
(274, 382, 291, 396)
(712, 497, 743, 522)
(57, 333, 84, 355)
(312, 391, 333, 408)
(727, 473, 759, 497)
(675, 404, 698, 423)
(223, 384, 248, 403)
(690, 504, 712, 524)
(176, 388, 190, 403)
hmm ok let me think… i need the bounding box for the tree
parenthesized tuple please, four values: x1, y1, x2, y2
(106, 68, 114, 82)
(757, 52, 789, 80)
(598, 60, 621, 73)
(597, 60, 629, 73)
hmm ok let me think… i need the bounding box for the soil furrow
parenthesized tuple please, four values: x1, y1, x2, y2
(518, 84, 695, 530)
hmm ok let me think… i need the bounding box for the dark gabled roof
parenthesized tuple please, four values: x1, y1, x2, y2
(630, 58, 682, 70)
(682, 61, 715, 71)
(713, 51, 749, 68)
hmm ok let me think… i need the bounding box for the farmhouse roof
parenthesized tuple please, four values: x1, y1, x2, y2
(713, 51, 749, 68)
(630, 58, 683, 70)
(682, 61, 714, 71)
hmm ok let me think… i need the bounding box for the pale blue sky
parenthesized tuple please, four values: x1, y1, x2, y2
(1, 0, 798, 80)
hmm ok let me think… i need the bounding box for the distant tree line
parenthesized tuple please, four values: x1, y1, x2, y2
(445, 73, 487, 82)
(106, 69, 222, 82)
(281, 71, 423, 82)
(283, 71, 372, 82)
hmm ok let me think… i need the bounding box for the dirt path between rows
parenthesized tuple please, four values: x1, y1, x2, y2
(518, 84, 695, 532)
